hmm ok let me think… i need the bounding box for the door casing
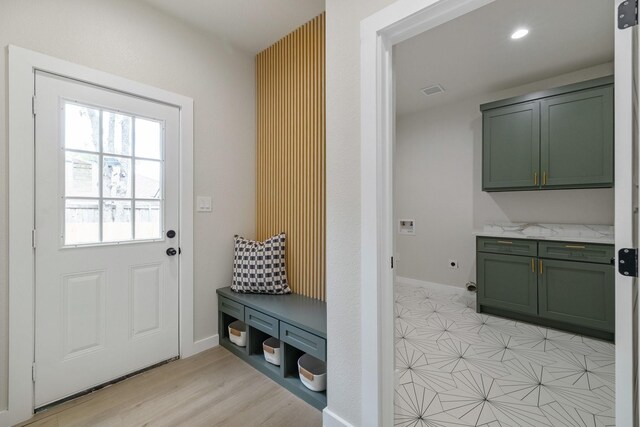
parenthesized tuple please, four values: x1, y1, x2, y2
(4, 45, 196, 426)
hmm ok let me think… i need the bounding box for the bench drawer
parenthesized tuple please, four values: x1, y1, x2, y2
(477, 237, 537, 256)
(218, 296, 244, 320)
(280, 322, 326, 361)
(539, 241, 614, 264)
(245, 308, 279, 337)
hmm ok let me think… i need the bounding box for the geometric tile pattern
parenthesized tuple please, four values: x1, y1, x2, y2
(394, 282, 616, 427)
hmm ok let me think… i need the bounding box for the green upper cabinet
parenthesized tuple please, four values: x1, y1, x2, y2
(482, 102, 539, 190)
(540, 86, 614, 188)
(480, 76, 614, 192)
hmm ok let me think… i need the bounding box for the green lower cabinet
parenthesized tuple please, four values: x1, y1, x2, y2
(539, 259, 615, 332)
(477, 253, 537, 315)
(476, 238, 615, 339)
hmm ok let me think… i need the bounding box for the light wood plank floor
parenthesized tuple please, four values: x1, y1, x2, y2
(17, 347, 323, 427)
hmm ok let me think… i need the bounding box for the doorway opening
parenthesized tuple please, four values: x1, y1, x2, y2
(358, 0, 634, 425)
(392, 1, 616, 425)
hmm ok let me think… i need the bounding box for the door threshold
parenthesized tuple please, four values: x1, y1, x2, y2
(34, 356, 179, 414)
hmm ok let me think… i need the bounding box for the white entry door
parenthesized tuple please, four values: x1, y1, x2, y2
(34, 71, 180, 408)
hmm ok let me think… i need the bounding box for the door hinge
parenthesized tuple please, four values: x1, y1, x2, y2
(32, 229, 36, 249)
(32, 363, 36, 382)
(619, 0, 638, 29)
(391, 256, 394, 269)
(32, 95, 37, 116)
(618, 248, 638, 277)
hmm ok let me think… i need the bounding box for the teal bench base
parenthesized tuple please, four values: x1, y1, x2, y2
(216, 287, 327, 410)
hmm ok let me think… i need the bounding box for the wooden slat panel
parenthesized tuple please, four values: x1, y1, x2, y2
(256, 13, 326, 301)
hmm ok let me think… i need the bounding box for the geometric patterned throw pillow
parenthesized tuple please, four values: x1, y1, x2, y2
(231, 233, 291, 295)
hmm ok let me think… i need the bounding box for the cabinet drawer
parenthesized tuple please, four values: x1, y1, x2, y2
(280, 322, 326, 361)
(477, 237, 537, 256)
(218, 296, 244, 320)
(539, 242, 614, 264)
(245, 308, 279, 337)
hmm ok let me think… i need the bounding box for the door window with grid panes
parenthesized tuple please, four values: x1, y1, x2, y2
(63, 101, 164, 246)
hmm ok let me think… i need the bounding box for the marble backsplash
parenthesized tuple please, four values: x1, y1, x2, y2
(474, 222, 614, 244)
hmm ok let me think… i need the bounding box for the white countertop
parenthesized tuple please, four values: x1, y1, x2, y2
(473, 223, 614, 245)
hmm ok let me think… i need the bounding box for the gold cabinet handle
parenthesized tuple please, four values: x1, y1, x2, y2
(534, 172, 538, 185)
(531, 258, 535, 273)
(565, 245, 586, 249)
(539, 259, 543, 274)
(542, 172, 547, 186)
(497, 240, 513, 244)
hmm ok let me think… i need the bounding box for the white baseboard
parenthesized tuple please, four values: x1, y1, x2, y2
(323, 408, 355, 427)
(183, 334, 219, 358)
(395, 276, 469, 296)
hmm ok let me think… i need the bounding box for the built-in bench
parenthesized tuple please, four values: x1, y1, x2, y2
(216, 287, 327, 410)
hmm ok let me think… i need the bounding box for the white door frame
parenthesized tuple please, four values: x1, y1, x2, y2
(360, 1, 634, 426)
(3, 45, 196, 426)
(613, 12, 637, 427)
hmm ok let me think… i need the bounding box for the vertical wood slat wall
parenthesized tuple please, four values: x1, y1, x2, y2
(256, 13, 326, 301)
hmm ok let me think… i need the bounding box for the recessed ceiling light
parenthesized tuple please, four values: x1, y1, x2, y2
(511, 28, 529, 40)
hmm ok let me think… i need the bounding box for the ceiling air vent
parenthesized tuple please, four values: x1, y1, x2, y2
(421, 84, 445, 96)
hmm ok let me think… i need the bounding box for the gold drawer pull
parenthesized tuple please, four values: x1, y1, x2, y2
(531, 258, 535, 273)
(565, 245, 586, 249)
(534, 172, 538, 185)
(539, 259, 543, 274)
(497, 240, 513, 245)
(543, 171, 547, 186)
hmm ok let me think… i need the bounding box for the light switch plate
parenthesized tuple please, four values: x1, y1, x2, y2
(197, 196, 212, 212)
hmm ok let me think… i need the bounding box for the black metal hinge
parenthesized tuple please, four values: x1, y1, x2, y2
(619, 0, 638, 29)
(618, 248, 638, 277)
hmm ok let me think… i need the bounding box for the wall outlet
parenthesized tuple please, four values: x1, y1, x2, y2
(448, 259, 459, 269)
(398, 219, 415, 235)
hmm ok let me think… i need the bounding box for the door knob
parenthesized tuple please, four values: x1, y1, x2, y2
(167, 230, 176, 238)
(166, 248, 177, 256)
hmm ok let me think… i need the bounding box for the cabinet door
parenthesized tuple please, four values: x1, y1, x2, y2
(539, 259, 614, 332)
(482, 102, 540, 191)
(477, 253, 537, 315)
(540, 86, 613, 188)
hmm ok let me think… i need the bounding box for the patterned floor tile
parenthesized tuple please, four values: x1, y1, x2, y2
(545, 350, 615, 390)
(456, 313, 521, 337)
(394, 282, 616, 426)
(395, 381, 472, 426)
(396, 341, 458, 392)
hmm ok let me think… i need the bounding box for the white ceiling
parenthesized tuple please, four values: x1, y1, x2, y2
(394, 0, 614, 116)
(140, 0, 325, 54)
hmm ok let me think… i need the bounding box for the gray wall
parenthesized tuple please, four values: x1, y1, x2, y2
(394, 63, 615, 288)
(0, 0, 256, 410)
(326, 0, 398, 425)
